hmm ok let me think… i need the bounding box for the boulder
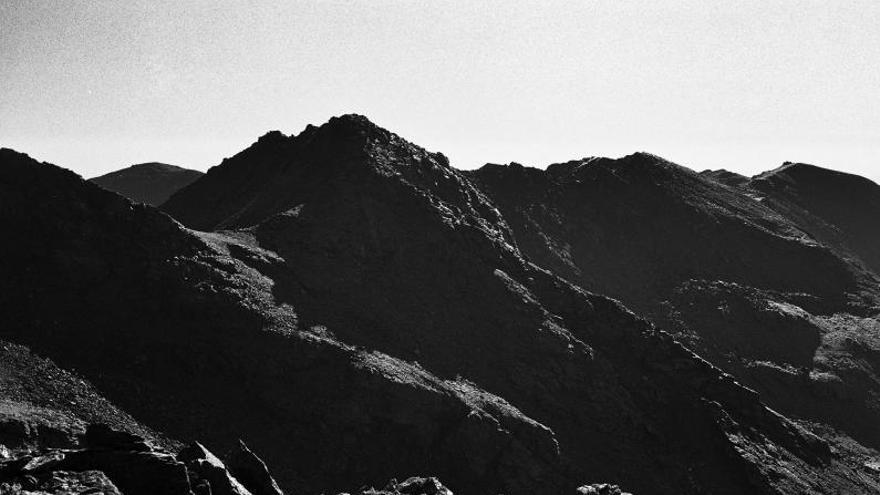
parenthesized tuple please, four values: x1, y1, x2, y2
(577, 483, 631, 495)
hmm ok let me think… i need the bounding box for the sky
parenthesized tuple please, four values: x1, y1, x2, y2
(2, 0, 879, 182)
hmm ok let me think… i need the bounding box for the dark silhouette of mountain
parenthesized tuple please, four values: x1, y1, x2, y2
(749, 162, 880, 276)
(1, 147, 563, 494)
(161, 116, 879, 494)
(470, 155, 879, 315)
(4, 116, 880, 494)
(470, 155, 880, 457)
(699, 168, 751, 188)
(91, 162, 203, 206)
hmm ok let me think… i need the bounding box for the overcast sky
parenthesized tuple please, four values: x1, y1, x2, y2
(2, 1, 878, 182)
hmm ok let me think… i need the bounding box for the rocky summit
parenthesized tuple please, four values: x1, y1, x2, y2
(2, 115, 880, 494)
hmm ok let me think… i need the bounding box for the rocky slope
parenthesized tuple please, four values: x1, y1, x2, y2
(91, 162, 203, 205)
(4, 116, 880, 494)
(0, 147, 567, 494)
(469, 155, 879, 316)
(162, 116, 879, 493)
(469, 155, 880, 465)
(748, 162, 880, 276)
(0, 340, 287, 495)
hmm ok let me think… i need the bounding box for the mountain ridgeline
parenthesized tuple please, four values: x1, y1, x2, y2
(2, 115, 879, 494)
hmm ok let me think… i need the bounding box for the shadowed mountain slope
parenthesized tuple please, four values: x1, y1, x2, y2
(469, 156, 880, 455)
(700, 169, 751, 188)
(0, 340, 166, 451)
(469, 155, 879, 315)
(748, 162, 880, 276)
(0, 147, 568, 494)
(91, 162, 203, 206)
(158, 116, 880, 494)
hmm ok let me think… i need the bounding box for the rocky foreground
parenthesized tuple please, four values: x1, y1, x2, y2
(2, 115, 880, 494)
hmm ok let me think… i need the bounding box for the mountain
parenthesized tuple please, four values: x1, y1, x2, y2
(469, 155, 879, 315)
(469, 155, 880, 458)
(749, 162, 880, 276)
(162, 116, 879, 493)
(90, 162, 203, 205)
(4, 116, 880, 494)
(1, 147, 563, 494)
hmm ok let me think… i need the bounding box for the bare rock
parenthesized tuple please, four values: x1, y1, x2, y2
(226, 439, 284, 495)
(577, 483, 631, 495)
(353, 476, 453, 495)
(57, 449, 192, 495)
(178, 441, 252, 495)
(26, 470, 122, 495)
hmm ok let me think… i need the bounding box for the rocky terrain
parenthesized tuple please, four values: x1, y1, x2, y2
(90, 162, 203, 205)
(2, 116, 880, 494)
(469, 153, 880, 483)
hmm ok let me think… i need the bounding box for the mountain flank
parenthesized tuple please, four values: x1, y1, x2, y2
(469, 154, 880, 459)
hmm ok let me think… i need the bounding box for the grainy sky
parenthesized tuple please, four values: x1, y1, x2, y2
(2, 0, 878, 181)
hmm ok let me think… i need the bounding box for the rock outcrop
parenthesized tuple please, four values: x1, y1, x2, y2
(226, 440, 285, 495)
(345, 476, 454, 495)
(0, 422, 286, 495)
(178, 442, 252, 495)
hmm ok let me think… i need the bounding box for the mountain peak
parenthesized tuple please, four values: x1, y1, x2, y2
(233, 115, 388, 162)
(91, 161, 203, 206)
(620, 151, 666, 163)
(303, 113, 396, 147)
(754, 162, 879, 188)
(543, 152, 690, 185)
(256, 130, 289, 145)
(162, 114, 496, 231)
(128, 161, 186, 170)
(327, 112, 378, 129)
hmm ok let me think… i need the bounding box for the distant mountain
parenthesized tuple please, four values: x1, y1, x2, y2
(90, 162, 203, 206)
